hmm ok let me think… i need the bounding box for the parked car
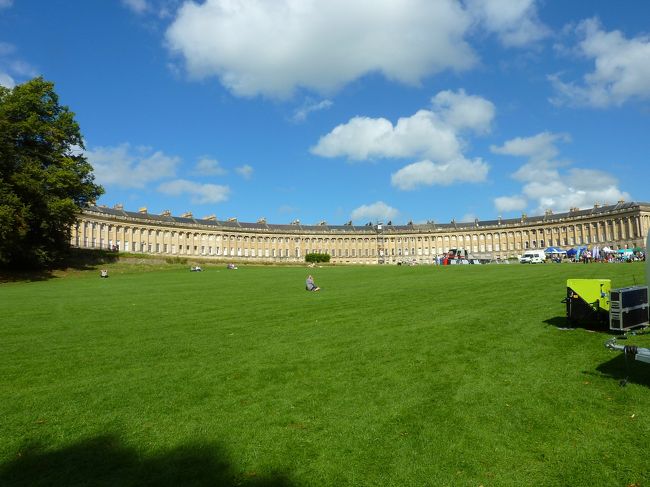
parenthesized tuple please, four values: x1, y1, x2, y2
(519, 250, 546, 264)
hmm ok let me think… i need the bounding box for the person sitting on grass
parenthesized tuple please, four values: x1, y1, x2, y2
(305, 274, 320, 292)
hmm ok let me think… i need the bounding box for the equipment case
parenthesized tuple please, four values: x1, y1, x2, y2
(609, 285, 649, 331)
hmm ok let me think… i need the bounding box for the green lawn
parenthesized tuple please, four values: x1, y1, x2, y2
(1, 262, 649, 486)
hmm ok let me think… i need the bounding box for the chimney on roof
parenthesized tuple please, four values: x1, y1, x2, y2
(114, 203, 124, 210)
(545, 209, 553, 216)
(291, 219, 300, 225)
(138, 207, 147, 214)
(475, 218, 480, 227)
(161, 210, 171, 216)
(227, 217, 237, 222)
(204, 214, 217, 221)
(618, 199, 625, 204)
(181, 211, 193, 218)
(318, 220, 327, 226)
(257, 217, 266, 224)
(498, 216, 502, 225)
(593, 203, 600, 209)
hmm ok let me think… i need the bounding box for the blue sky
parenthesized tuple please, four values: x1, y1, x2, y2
(1, 0, 649, 225)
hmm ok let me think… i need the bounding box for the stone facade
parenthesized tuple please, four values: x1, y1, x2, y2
(71, 201, 650, 264)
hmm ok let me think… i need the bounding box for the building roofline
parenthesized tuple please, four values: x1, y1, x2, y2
(83, 201, 650, 233)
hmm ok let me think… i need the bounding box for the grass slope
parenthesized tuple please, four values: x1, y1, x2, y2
(1, 263, 649, 486)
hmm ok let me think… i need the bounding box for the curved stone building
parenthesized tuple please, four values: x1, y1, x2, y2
(72, 201, 650, 264)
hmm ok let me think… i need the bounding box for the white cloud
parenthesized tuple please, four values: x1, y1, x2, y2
(86, 143, 180, 188)
(166, 0, 476, 98)
(235, 164, 253, 179)
(313, 89, 493, 189)
(292, 98, 333, 123)
(9, 60, 38, 78)
(550, 18, 650, 107)
(313, 90, 495, 161)
(521, 176, 629, 214)
(511, 160, 561, 182)
(0, 42, 38, 86)
(158, 179, 231, 204)
(350, 201, 399, 223)
(431, 89, 495, 134)
(494, 195, 527, 213)
(466, 0, 549, 47)
(490, 131, 570, 162)
(0, 71, 14, 88)
(492, 132, 630, 214)
(391, 158, 489, 190)
(121, 0, 149, 14)
(0, 0, 13, 9)
(194, 157, 227, 176)
(313, 116, 409, 160)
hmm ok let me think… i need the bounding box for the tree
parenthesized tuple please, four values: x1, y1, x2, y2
(0, 77, 103, 268)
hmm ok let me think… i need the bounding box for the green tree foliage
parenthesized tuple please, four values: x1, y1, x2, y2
(305, 252, 330, 263)
(0, 77, 103, 268)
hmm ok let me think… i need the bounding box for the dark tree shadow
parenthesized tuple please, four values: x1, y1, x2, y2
(1, 249, 119, 282)
(0, 268, 55, 282)
(63, 248, 120, 269)
(593, 353, 650, 388)
(0, 435, 297, 487)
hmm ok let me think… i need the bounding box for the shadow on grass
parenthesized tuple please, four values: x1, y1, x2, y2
(0, 249, 119, 283)
(593, 353, 650, 388)
(544, 316, 572, 329)
(0, 435, 296, 487)
(544, 315, 610, 332)
(63, 248, 120, 269)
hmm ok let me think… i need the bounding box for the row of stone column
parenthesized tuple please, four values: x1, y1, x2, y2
(72, 213, 647, 261)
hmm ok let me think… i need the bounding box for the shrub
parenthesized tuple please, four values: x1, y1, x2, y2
(305, 253, 330, 263)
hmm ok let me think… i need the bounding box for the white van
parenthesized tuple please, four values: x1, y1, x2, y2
(519, 250, 546, 264)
